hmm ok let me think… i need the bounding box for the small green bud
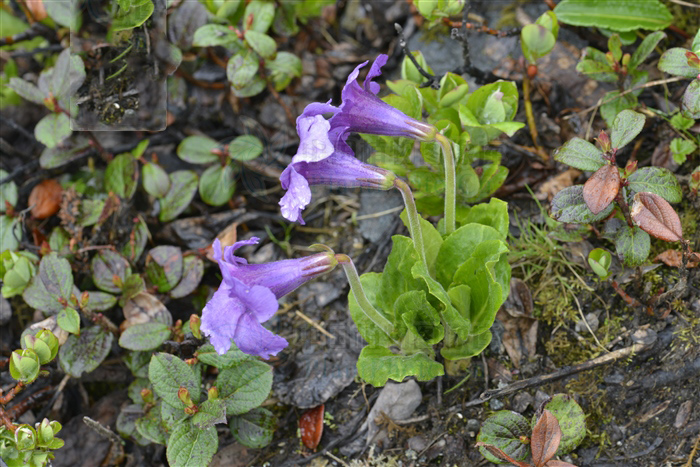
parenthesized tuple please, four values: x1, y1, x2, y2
(49, 421, 62, 436)
(14, 425, 36, 451)
(208, 386, 219, 400)
(9, 349, 40, 383)
(621, 53, 631, 67)
(140, 388, 154, 404)
(177, 387, 194, 407)
(36, 330, 59, 362)
(22, 335, 51, 365)
(37, 419, 53, 445)
(189, 314, 202, 339)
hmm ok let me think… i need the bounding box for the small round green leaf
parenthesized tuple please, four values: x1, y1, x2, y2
(58, 326, 113, 378)
(119, 322, 171, 351)
(199, 164, 236, 206)
(105, 153, 139, 200)
(176, 136, 220, 165)
(610, 109, 645, 150)
(145, 246, 183, 293)
(229, 407, 276, 449)
(244, 30, 276, 59)
(142, 162, 170, 198)
(228, 134, 264, 161)
(91, 250, 132, 294)
(169, 256, 204, 299)
(476, 410, 531, 464)
(159, 170, 198, 222)
(34, 113, 72, 149)
(57, 307, 80, 334)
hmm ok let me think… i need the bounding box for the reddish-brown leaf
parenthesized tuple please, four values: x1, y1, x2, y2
(28, 179, 62, 219)
(654, 250, 700, 269)
(299, 404, 324, 450)
(630, 192, 683, 242)
(546, 461, 579, 467)
(531, 410, 562, 467)
(582, 164, 620, 214)
(475, 442, 532, 467)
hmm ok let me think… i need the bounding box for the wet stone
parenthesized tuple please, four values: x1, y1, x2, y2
(358, 190, 403, 243)
(0, 296, 11, 326)
(490, 398, 504, 410)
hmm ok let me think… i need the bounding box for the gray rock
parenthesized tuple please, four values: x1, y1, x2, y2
(358, 190, 403, 243)
(0, 296, 11, 326)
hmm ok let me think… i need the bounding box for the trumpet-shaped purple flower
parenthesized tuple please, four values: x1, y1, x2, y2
(201, 238, 337, 357)
(301, 54, 437, 154)
(279, 132, 396, 223)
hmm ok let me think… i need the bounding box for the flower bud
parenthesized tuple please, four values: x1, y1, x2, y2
(80, 291, 90, 309)
(208, 386, 219, 400)
(37, 419, 54, 445)
(621, 53, 631, 67)
(14, 425, 37, 451)
(36, 329, 59, 362)
(177, 387, 194, 407)
(189, 314, 202, 339)
(22, 334, 52, 365)
(140, 388, 154, 404)
(624, 159, 638, 176)
(596, 130, 611, 153)
(10, 349, 41, 383)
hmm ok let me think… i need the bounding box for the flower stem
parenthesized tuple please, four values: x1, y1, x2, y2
(436, 133, 456, 235)
(393, 178, 427, 268)
(335, 254, 395, 338)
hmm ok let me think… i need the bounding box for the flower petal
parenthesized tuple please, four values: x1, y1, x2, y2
(231, 280, 279, 323)
(301, 100, 338, 119)
(234, 312, 288, 359)
(363, 53, 388, 94)
(293, 115, 334, 164)
(200, 281, 245, 355)
(279, 165, 311, 224)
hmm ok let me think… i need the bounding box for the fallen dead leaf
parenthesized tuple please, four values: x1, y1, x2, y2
(29, 179, 63, 219)
(536, 168, 581, 201)
(497, 278, 538, 368)
(654, 250, 700, 268)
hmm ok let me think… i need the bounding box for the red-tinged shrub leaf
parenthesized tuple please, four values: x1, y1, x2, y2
(583, 164, 619, 215)
(630, 192, 683, 242)
(531, 410, 562, 467)
(546, 461, 579, 467)
(299, 404, 324, 450)
(474, 442, 532, 467)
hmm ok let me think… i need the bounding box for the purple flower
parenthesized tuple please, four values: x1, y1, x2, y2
(302, 54, 437, 154)
(279, 138, 395, 224)
(201, 238, 337, 357)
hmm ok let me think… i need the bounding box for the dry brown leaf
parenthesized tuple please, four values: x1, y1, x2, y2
(583, 164, 619, 215)
(630, 192, 683, 242)
(498, 278, 538, 368)
(654, 250, 700, 268)
(29, 179, 63, 219)
(121, 292, 172, 330)
(25, 0, 47, 20)
(531, 410, 562, 467)
(536, 168, 581, 201)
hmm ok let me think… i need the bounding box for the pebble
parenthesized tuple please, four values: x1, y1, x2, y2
(490, 398, 504, 410)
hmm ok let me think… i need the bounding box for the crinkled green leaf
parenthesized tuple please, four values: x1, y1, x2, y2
(600, 91, 637, 127)
(166, 420, 217, 467)
(91, 250, 132, 294)
(613, 225, 650, 267)
(610, 110, 645, 149)
(477, 411, 531, 464)
(435, 223, 503, 287)
(229, 407, 275, 449)
(356, 345, 444, 387)
(627, 167, 682, 203)
(658, 48, 700, 78)
(148, 352, 199, 408)
(217, 359, 272, 415)
(135, 404, 167, 445)
(191, 399, 227, 429)
(119, 322, 171, 351)
(682, 79, 700, 119)
(22, 253, 73, 313)
(196, 343, 255, 368)
(536, 394, 586, 455)
(550, 185, 614, 223)
(169, 256, 204, 299)
(59, 326, 113, 378)
(145, 246, 183, 293)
